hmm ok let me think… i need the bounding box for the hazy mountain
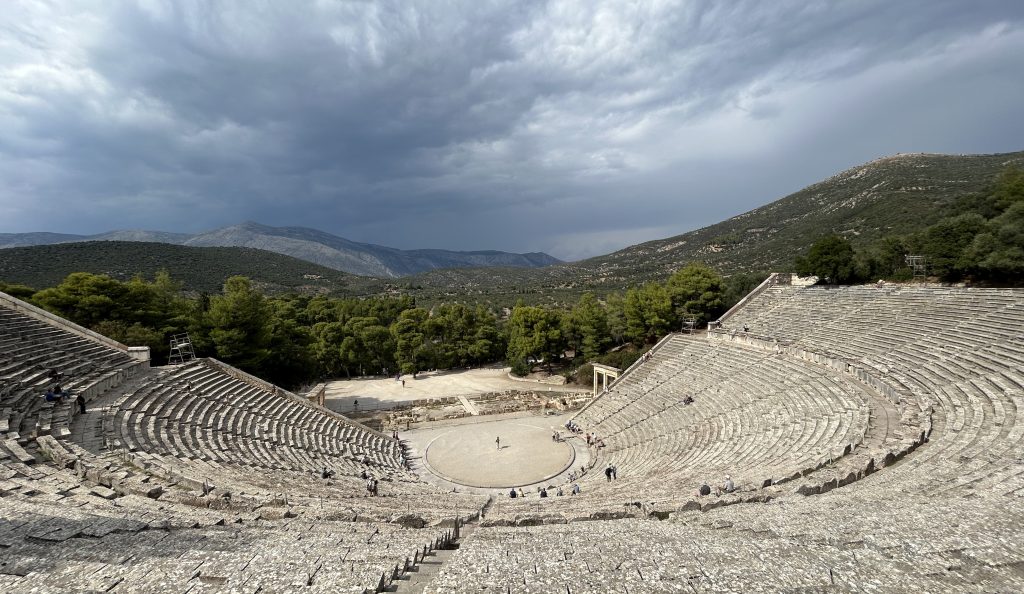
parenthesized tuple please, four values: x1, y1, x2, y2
(397, 150, 1024, 299)
(4, 150, 1019, 300)
(91, 230, 194, 244)
(0, 232, 86, 248)
(0, 222, 561, 278)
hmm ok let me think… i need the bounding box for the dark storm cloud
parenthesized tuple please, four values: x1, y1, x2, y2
(1, 1, 1023, 259)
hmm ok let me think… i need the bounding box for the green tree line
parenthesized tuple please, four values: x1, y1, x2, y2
(797, 166, 1024, 284)
(1, 264, 736, 388)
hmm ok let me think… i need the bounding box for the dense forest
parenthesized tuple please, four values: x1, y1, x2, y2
(0, 263, 738, 389)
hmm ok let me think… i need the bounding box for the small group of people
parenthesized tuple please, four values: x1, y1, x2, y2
(696, 475, 735, 497)
(42, 380, 87, 415)
(567, 466, 587, 483)
(641, 351, 654, 363)
(510, 484, 576, 499)
(585, 432, 605, 448)
(366, 476, 379, 496)
(682, 395, 694, 405)
(604, 464, 618, 481)
(44, 385, 67, 402)
(321, 466, 335, 479)
(564, 420, 583, 434)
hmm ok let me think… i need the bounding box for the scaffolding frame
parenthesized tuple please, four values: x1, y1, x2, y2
(905, 254, 927, 279)
(168, 332, 196, 365)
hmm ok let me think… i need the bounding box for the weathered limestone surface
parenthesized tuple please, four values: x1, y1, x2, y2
(4, 284, 1024, 593)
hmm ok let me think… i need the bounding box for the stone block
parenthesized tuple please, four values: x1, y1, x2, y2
(391, 513, 426, 528)
(838, 471, 858, 487)
(480, 518, 514, 527)
(89, 485, 117, 500)
(818, 478, 839, 494)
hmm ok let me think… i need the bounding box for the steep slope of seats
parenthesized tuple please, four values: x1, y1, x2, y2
(484, 333, 913, 522)
(433, 492, 1024, 593)
(0, 449, 458, 593)
(0, 293, 477, 593)
(429, 283, 1024, 592)
(0, 301, 140, 440)
(108, 359, 403, 472)
(715, 283, 1024, 496)
(89, 359, 489, 524)
(0, 385, 473, 593)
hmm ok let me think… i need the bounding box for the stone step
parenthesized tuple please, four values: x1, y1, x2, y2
(392, 525, 475, 594)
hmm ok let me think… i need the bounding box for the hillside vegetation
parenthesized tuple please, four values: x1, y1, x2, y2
(0, 261, 729, 389)
(3, 150, 1021, 390)
(0, 241, 373, 295)
(394, 151, 1024, 303)
(1, 151, 1020, 308)
(797, 164, 1024, 284)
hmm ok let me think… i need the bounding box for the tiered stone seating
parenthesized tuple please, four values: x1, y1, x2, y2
(7, 282, 1024, 592)
(107, 360, 401, 471)
(484, 332, 907, 522)
(0, 459, 458, 593)
(714, 282, 1024, 496)
(1, 292, 480, 592)
(426, 282, 1024, 592)
(433, 490, 1024, 593)
(1, 303, 142, 443)
(91, 358, 489, 524)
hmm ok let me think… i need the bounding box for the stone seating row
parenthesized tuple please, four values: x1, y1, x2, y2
(583, 338, 874, 475)
(434, 489, 1024, 593)
(85, 360, 490, 523)
(107, 361, 402, 475)
(0, 488, 455, 594)
(1, 305, 140, 441)
(2, 432, 474, 594)
(715, 284, 1024, 497)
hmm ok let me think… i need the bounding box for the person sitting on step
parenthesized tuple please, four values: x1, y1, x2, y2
(716, 475, 735, 495)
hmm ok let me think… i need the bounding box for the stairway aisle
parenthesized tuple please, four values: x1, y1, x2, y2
(391, 524, 477, 594)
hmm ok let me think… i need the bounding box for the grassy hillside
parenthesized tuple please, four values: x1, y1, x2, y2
(394, 151, 1024, 304)
(0, 241, 377, 295)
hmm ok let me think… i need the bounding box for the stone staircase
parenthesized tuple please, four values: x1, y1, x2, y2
(391, 523, 477, 594)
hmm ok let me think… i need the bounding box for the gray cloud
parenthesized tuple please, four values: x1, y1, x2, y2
(1, 1, 1023, 260)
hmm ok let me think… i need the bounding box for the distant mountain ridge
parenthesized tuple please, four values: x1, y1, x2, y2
(3, 150, 1020, 305)
(0, 222, 561, 278)
(394, 150, 1024, 299)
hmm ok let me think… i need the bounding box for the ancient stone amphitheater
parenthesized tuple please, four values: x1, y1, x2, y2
(2, 275, 1023, 593)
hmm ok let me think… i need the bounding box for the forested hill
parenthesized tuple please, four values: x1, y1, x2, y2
(397, 150, 1024, 297)
(0, 241, 376, 295)
(0, 221, 562, 278)
(3, 151, 1020, 306)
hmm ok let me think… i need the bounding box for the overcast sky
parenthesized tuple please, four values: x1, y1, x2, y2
(2, 1, 1023, 260)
